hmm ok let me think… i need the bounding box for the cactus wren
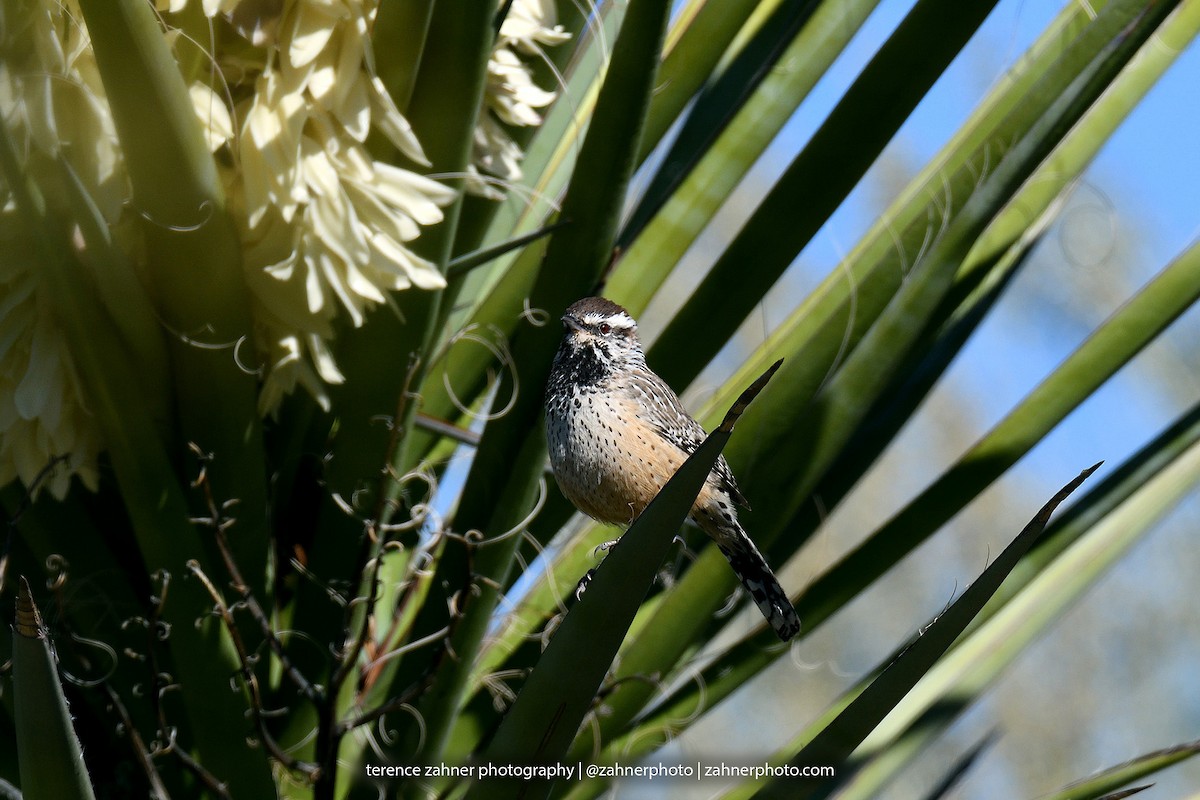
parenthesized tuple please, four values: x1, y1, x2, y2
(544, 297, 800, 640)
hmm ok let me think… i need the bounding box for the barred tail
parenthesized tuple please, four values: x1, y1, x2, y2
(716, 529, 800, 641)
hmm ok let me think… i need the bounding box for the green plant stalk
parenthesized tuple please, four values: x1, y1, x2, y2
(336, 0, 494, 611)
(447, 0, 597, 264)
(373, 0, 437, 113)
(12, 578, 98, 800)
(0, 114, 272, 797)
(399, 431, 548, 781)
(326, 0, 497, 699)
(461, 2, 628, 268)
(264, 0, 466, 695)
(396, 0, 530, 364)
(297, 5, 498, 794)
(54, 157, 171, 427)
(75, 0, 269, 599)
(405, 1, 631, 463)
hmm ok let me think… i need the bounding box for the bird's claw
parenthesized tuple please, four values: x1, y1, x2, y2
(574, 568, 597, 601)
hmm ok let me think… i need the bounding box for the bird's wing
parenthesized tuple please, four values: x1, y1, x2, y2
(625, 369, 750, 508)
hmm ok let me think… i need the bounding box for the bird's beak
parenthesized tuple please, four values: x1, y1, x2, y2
(562, 315, 584, 333)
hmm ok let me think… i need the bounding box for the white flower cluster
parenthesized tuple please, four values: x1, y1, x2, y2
(472, 0, 569, 197)
(0, 1, 117, 498)
(180, 0, 456, 414)
(0, 0, 567, 497)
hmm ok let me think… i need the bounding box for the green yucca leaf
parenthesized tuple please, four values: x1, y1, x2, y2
(621, 0, 825, 244)
(796, 0, 1200, 567)
(734, 465, 1099, 800)
(1040, 741, 1200, 800)
(665, 0, 1142, 417)
(816, 399, 1200, 797)
(636, 0, 765, 165)
(854, 418, 1200, 776)
(12, 579, 97, 800)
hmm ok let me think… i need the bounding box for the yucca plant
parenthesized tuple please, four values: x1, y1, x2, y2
(1, 0, 1198, 798)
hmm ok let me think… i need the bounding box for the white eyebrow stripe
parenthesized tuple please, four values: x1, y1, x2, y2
(583, 312, 636, 328)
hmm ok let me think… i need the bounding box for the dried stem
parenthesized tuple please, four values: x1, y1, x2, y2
(314, 352, 428, 796)
(186, 559, 320, 781)
(190, 448, 322, 705)
(104, 684, 175, 800)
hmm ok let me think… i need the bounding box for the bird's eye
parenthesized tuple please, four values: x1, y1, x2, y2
(599, 323, 612, 334)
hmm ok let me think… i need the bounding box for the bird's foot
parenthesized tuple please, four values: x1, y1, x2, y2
(592, 538, 620, 558)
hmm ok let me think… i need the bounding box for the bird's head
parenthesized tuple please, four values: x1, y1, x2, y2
(557, 296, 644, 370)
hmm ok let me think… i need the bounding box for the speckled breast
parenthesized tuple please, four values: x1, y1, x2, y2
(545, 380, 687, 527)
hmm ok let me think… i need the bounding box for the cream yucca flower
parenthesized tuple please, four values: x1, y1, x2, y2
(0, 0, 567, 498)
(203, 0, 566, 411)
(470, 0, 569, 196)
(186, 0, 457, 414)
(0, 0, 119, 498)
